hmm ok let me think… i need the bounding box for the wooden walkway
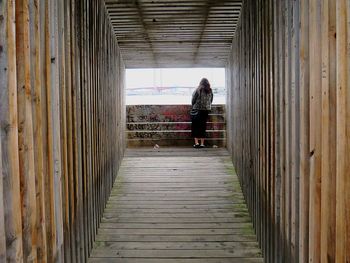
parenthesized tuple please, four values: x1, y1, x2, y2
(88, 148, 263, 263)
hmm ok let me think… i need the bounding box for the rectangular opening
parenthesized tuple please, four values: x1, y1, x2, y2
(126, 68, 226, 105)
(126, 68, 226, 148)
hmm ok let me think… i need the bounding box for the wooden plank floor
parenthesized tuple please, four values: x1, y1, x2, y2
(88, 147, 263, 263)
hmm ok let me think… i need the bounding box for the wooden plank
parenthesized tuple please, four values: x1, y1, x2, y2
(335, 0, 350, 261)
(90, 249, 261, 259)
(101, 217, 251, 224)
(0, 116, 6, 261)
(104, 212, 249, 219)
(88, 259, 263, 263)
(97, 228, 254, 235)
(298, 0, 310, 262)
(29, 0, 48, 260)
(72, 0, 85, 260)
(102, 212, 249, 219)
(57, 0, 71, 260)
(91, 241, 260, 250)
(320, 0, 337, 262)
(64, 0, 76, 260)
(15, 0, 38, 260)
(99, 222, 251, 229)
(107, 200, 244, 205)
(0, 0, 24, 261)
(290, 0, 300, 261)
(346, 3, 350, 261)
(49, 0, 64, 259)
(96, 234, 258, 243)
(104, 198, 247, 208)
(44, 0, 56, 259)
(308, 1, 322, 262)
(81, 0, 89, 258)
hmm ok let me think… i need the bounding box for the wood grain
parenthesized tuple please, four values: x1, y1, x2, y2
(227, 0, 350, 262)
(0, 0, 125, 261)
(89, 148, 262, 262)
(16, 0, 38, 260)
(1, 0, 350, 262)
(0, 0, 24, 261)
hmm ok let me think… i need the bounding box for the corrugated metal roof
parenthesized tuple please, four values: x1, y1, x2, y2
(105, 0, 242, 68)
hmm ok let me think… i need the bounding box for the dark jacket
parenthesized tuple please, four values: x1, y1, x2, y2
(191, 88, 213, 111)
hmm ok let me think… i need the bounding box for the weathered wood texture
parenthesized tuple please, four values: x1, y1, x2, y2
(226, 0, 350, 262)
(89, 148, 263, 263)
(105, 0, 243, 68)
(0, 0, 126, 261)
(127, 104, 226, 147)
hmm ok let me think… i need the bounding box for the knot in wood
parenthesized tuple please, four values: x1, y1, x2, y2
(6, 235, 17, 247)
(1, 122, 11, 134)
(309, 149, 315, 157)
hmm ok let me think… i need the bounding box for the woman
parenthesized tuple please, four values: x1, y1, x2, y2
(191, 78, 213, 148)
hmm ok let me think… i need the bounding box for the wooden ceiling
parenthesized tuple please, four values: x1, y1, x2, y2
(105, 0, 242, 68)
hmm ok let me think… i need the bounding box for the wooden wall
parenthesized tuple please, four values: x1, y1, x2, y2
(226, 0, 350, 262)
(0, 0, 126, 261)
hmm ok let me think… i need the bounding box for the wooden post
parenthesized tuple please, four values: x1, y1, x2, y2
(15, 0, 38, 260)
(29, 0, 48, 260)
(335, 1, 350, 262)
(0, 111, 5, 261)
(0, 0, 24, 261)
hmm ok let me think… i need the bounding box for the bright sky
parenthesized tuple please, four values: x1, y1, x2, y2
(126, 68, 226, 89)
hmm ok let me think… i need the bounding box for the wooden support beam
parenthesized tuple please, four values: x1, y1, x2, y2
(105, 0, 242, 67)
(0, 99, 5, 262)
(29, 0, 48, 260)
(335, 1, 350, 262)
(0, 0, 24, 261)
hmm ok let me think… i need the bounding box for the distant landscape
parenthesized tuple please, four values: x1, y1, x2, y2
(126, 86, 226, 105)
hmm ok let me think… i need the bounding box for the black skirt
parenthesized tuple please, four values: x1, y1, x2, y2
(191, 110, 209, 138)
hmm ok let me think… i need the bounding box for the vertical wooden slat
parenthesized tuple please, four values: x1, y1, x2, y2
(0, 110, 6, 261)
(48, 0, 64, 259)
(29, 0, 48, 260)
(71, 0, 85, 260)
(44, 0, 56, 259)
(308, 1, 322, 262)
(291, 1, 300, 262)
(38, 1, 50, 262)
(320, 0, 337, 262)
(0, 0, 23, 261)
(335, 1, 350, 262)
(57, 0, 70, 260)
(299, 0, 310, 262)
(273, 0, 282, 261)
(15, 0, 38, 260)
(346, 3, 350, 261)
(80, 0, 89, 259)
(64, 0, 76, 260)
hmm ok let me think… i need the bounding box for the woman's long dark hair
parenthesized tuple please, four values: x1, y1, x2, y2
(198, 78, 212, 94)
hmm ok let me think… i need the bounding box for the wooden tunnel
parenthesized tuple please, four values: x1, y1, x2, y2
(0, 0, 349, 262)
